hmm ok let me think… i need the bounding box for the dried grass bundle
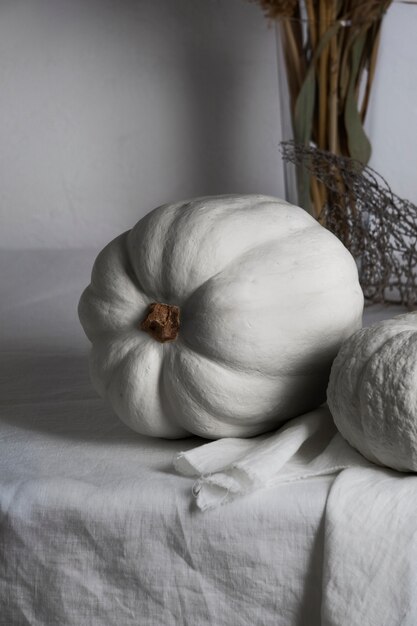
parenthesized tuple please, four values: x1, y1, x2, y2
(256, 0, 298, 18)
(252, 0, 414, 220)
(281, 141, 417, 307)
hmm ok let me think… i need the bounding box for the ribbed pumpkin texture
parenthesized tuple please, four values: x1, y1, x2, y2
(79, 195, 363, 439)
(328, 312, 417, 471)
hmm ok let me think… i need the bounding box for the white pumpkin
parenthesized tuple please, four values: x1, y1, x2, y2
(78, 194, 363, 439)
(327, 312, 417, 472)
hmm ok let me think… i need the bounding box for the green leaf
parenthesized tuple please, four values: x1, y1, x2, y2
(293, 21, 341, 146)
(293, 65, 316, 146)
(344, 34, 372, 165)
(293, 68, 316, 211)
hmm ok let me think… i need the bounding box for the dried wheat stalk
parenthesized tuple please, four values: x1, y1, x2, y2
(252, 0, 414, 220)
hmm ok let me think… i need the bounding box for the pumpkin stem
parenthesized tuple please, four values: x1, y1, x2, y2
(140, 302, 180, 343)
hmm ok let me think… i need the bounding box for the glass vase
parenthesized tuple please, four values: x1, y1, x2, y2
(274, 10, 385, 221)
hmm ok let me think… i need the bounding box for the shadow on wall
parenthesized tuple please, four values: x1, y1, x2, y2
(181, 35, 242, 194)
(115, 0, 279, 200)
(0, 0, 280, 248)
(99, 0, 245, 198)
(171, 2, 246, 195)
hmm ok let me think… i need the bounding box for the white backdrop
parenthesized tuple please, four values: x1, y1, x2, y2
(0, 0, 416, 249)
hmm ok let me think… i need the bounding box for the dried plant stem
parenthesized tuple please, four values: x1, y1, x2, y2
(328, 13, 339, 153)
(304, 0, 317, 48)
(318, 1, 330, 150)
(281, 19, 303, 92)
(253, 0, 403, 222)
(279, 22, 300, 109)
(311, 177, 324, 221)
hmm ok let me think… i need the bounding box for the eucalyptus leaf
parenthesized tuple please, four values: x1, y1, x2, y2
(293, 21, 341, 146)
(344, 34, 372, 165)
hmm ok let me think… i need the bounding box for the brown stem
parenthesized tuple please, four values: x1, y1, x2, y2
(310, 176, 324, 220)
(305, 0, 317, 49)
(281, 19, 303, 93)
(279, 22, 298, 113)
(318, 1, 330, 150)
(328, 5, 339, 154)
(140, 302, 180, 343)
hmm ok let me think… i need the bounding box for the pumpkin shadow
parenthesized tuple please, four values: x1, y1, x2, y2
(0, 352, 185, 449)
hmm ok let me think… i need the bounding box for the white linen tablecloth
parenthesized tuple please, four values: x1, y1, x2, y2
(0, 248, 406, 625)
(322, 467, 417, 626)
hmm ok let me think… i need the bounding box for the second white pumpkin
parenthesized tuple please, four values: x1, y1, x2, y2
(79, 194, 363, 439)
(327, 312, 417, 471)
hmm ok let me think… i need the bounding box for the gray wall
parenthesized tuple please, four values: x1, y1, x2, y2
(366, 1, 417, 201)
(0, 0, 416, 249)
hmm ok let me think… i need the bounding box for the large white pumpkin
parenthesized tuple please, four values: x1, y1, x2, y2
(327, 312, 417, 471)
(79, 194, 363, 439)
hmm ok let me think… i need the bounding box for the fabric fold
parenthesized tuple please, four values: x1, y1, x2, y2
(174, 405, 369, 511)
(322, 467, 417, 626)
